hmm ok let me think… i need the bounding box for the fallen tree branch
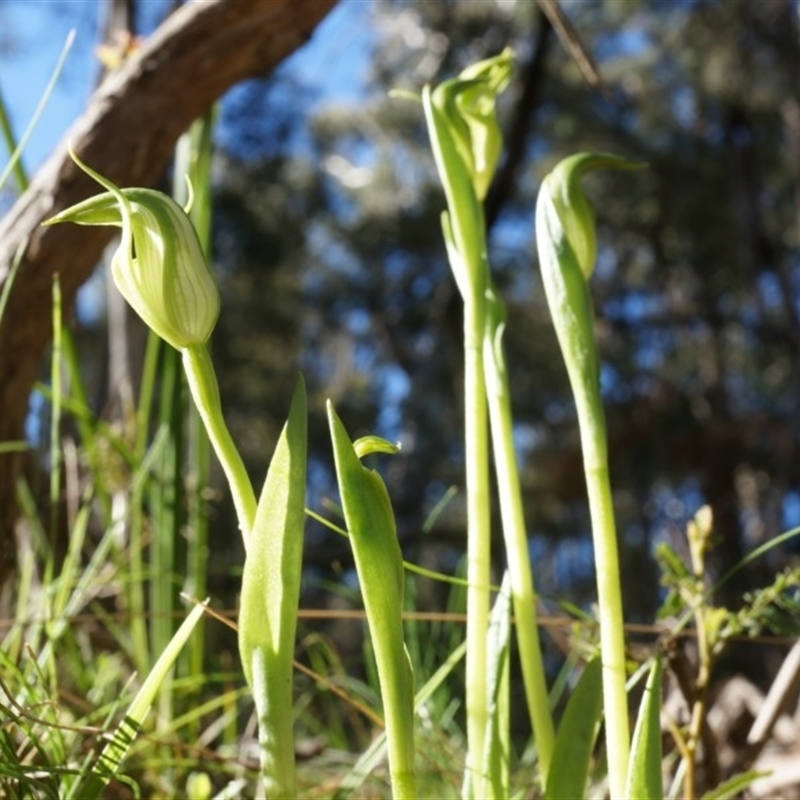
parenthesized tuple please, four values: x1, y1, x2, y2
(0, 0, 338, 582)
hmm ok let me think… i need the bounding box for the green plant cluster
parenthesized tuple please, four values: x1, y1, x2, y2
(2, 45, 799, 800)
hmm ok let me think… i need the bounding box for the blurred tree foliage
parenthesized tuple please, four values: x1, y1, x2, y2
(10, 0, 797, 623)
(208, 0, 800, 621)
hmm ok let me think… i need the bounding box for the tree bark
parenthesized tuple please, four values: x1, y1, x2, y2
(0, 0, 338, 584)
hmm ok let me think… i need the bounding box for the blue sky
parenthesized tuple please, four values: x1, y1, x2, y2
(0, 0, 376, 446)
(2, 1, 99, 178)
(0, 0, 372, 181)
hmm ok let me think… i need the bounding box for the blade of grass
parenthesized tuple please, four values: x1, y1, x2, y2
(625, 656, 664, 800)
(149, 341, 184, 733)
(306, 505, 474, 590)
(47, 275, 63, 574)
(544, 656, 603, 800)
(59, 327, 113, 523)
(76, 600, 208, 798)
(700, 770, 770, 800)
(482, 573, 511, 800)
(173, 111, 215, 705)
(0, 29, 75, 192)
(0, 241, 25, 332)
(129, 328, 165, 673)
(340, 637, 468, 794)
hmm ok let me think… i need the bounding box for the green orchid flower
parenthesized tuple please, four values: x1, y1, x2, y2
(45, 149, 219, 351)
(536, 152, 644, 800)
(47, 149, 256, 544)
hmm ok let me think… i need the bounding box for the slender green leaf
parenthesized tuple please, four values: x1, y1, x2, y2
(0, 30, 75, 192)
(78, 600, 208, 798)
(700, 770, 770, 800)
(483, 573, 512, 800)
(545, 657, 603, 800)
(625, 657, 663, 800)
(238, 376, 307, 799)
(0, 241, 24, 332)
(328, 401, 416, 799)
(340, 639, 467, 794)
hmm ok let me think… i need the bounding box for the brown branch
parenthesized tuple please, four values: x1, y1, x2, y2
(0, 0, 338, 583)
(536, 0, 609, 99)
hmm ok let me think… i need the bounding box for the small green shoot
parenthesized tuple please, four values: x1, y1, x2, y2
(238, 378, 307, 798)
(328, 404, 417, 799)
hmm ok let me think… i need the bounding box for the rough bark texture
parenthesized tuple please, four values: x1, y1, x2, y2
(0, 0, 338, 583)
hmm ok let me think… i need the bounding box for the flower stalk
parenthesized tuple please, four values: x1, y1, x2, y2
(422, 49, 555, 793)
(535, 152, 644, 799)
(45, 149, 257, 545)
(47, 150, 308, 796)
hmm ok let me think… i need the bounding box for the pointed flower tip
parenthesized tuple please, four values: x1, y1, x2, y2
(543, 151, 645, 279)
(430, 48, 515, 201)
(459, 47, 515, 88)
(353, 435, 401, 460)
(389, 88, 422, 104)
(552, 152, 646, 183)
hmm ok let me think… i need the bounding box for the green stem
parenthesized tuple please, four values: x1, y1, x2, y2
(464, 311, 491, 796)
(483, 316, 555, 780)
(376, 637, 417, 800)
(182, 344, 256, 546)
(535, 153, 643, 799)
(420, 62, 513, 794)
(249, 649, 298, 798)
(576, 395, 629, 799)
(129, 329, 163, 673)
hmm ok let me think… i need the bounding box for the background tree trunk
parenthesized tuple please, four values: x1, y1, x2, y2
(0, 0, 338, 586)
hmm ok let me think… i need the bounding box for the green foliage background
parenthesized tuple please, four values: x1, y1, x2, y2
(198, 0, 800, 628)
(4, 0, 800, 795)
(6, 0, 800, 668)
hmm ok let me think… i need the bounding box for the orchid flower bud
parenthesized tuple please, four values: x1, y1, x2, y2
(454, 47, 514, 201)
(429, 48, 514, 202)
(536, 152, 644, 440)
(540, 153, 643, 279)
(46, 150, 219, 351)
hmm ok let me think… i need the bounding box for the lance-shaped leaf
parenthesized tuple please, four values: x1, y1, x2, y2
(328, 403, 416, 799)
(238, 377, 307, 798)
(545, 656, 603, 800)
(625, 657, 664, 800)
(45, 150, 219, 351)
(482, 572, 512, 800)
(77, 600, 208, 799)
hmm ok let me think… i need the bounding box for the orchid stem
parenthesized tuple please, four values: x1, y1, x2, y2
(182, 344, 256, 546)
